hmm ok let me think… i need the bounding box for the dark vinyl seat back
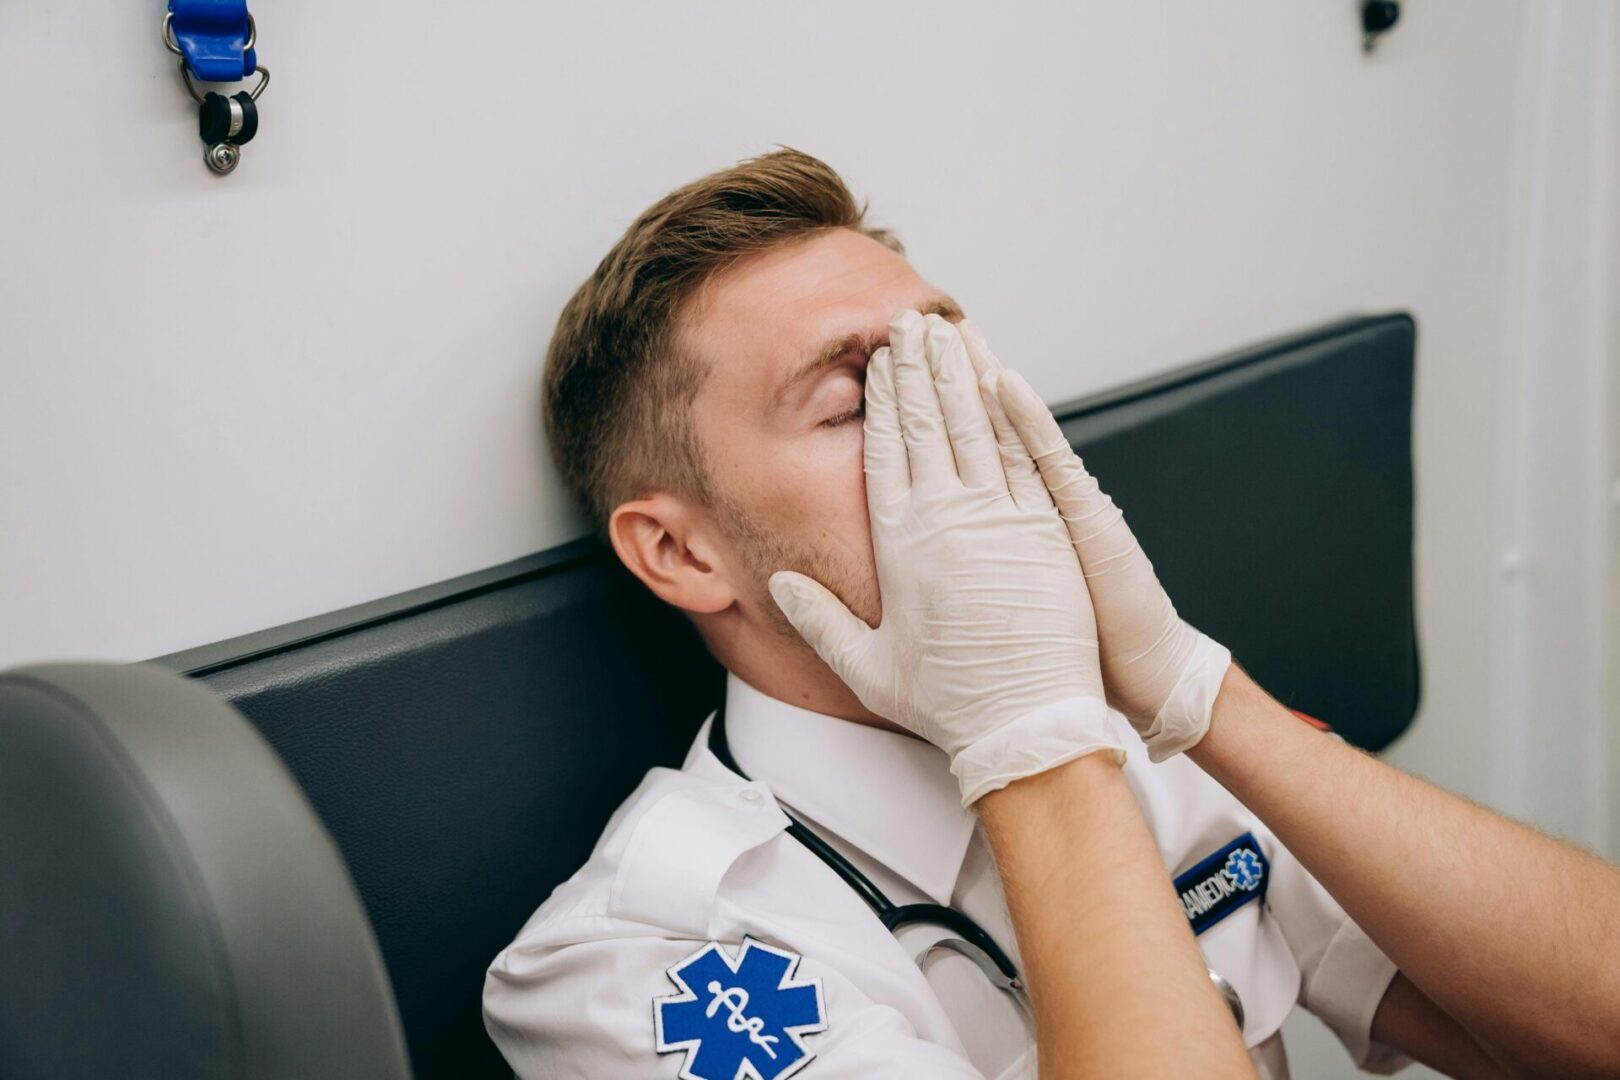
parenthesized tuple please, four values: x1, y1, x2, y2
(143, 312, 1417, 1079)
(1055, 314, 1420, 748)
(0, 663, 413, 1080)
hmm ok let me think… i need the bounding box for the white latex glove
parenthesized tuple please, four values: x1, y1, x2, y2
(957, 321, 1233, 763)
(768, 311, 1124, 805)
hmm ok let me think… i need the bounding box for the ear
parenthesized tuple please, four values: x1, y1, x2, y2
(608, 494, 737, 615)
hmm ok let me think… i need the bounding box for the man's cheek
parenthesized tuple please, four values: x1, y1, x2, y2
(843, 476, 879, 586)
(837, 445, 871, 540)
(815, 456, 876, 572)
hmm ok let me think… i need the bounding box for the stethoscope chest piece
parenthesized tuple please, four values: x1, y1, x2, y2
(913, 937, 1034, 1022)
(1210, 968, 1245, 1030)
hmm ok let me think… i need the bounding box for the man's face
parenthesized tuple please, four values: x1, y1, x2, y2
(681, 228, 962, 638)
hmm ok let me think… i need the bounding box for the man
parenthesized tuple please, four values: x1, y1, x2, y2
(484, 149, 1617, 1077)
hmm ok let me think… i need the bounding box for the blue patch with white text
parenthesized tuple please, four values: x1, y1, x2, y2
(654, 937, 827, 1080)
(1174, 832, 1270, 936)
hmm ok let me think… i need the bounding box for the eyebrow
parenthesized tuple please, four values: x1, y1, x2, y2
(770, 295, 965, 410)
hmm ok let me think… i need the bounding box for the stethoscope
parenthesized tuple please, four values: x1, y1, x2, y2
(708, 705, 1246, 1030)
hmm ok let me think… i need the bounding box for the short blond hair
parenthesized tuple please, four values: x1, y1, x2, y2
(542, 148, 901, 531)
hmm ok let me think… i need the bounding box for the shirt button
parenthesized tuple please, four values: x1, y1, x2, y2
(739, 789, 763, 805)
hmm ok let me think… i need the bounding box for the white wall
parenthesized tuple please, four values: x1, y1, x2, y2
(3, 3, 1615, 1076)
(1479, 0, 1620, 859)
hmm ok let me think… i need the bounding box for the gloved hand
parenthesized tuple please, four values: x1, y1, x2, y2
(768, 311, 1125, 805)
(958, 321, 1233, 762)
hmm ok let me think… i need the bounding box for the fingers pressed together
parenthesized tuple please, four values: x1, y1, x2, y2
(864, 309, 1057, 516)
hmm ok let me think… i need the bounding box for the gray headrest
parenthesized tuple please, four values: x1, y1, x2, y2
(0, 662, 412, 1080)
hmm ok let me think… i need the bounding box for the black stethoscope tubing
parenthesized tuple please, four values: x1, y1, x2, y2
(707, 704, 1023, 983)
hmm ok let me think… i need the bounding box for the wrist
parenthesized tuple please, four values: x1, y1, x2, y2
(1137, 635, 1232, 762)
(950, 696, 1124, 807)
(976, 747, 1128, 826)
(1185, 663, 1294, 779)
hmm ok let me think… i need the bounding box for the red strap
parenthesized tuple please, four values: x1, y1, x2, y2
(1291, 709, 1332, 732)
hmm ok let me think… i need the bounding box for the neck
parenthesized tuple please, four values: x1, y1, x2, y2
(696, 608, 898, 732)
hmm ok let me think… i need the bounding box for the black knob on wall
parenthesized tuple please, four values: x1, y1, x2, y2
(1362, 1, 1400, 52)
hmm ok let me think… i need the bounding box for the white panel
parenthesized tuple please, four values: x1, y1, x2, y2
(1472, 0, 1618, 852)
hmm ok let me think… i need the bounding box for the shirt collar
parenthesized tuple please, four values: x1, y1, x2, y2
(719, 671, 976, 906)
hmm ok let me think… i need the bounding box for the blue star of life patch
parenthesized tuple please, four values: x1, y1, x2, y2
(654, 937, 827, 1080)
(1174, 832, 1270, 936)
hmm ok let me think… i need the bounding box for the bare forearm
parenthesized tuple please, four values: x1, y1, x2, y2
(1371, 974, 1512, 1079)
(1188, 665, 1620, 1077)
(977, 753, 1254, 1078)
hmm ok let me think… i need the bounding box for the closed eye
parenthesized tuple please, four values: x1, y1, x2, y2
(820, 402, 865, 428)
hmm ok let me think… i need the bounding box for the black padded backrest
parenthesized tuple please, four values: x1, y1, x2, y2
(151, 311, 1418, 1080)
(1055, 313, 1419, 748)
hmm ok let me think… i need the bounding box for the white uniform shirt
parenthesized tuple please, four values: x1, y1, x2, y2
(485, 673, 1409, 1079)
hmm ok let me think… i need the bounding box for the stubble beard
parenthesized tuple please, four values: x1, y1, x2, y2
(712, 492, 881, 647)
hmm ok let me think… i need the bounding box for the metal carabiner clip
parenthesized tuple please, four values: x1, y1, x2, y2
(162, 10, 271, 175)
(177, 59, 271, 106)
